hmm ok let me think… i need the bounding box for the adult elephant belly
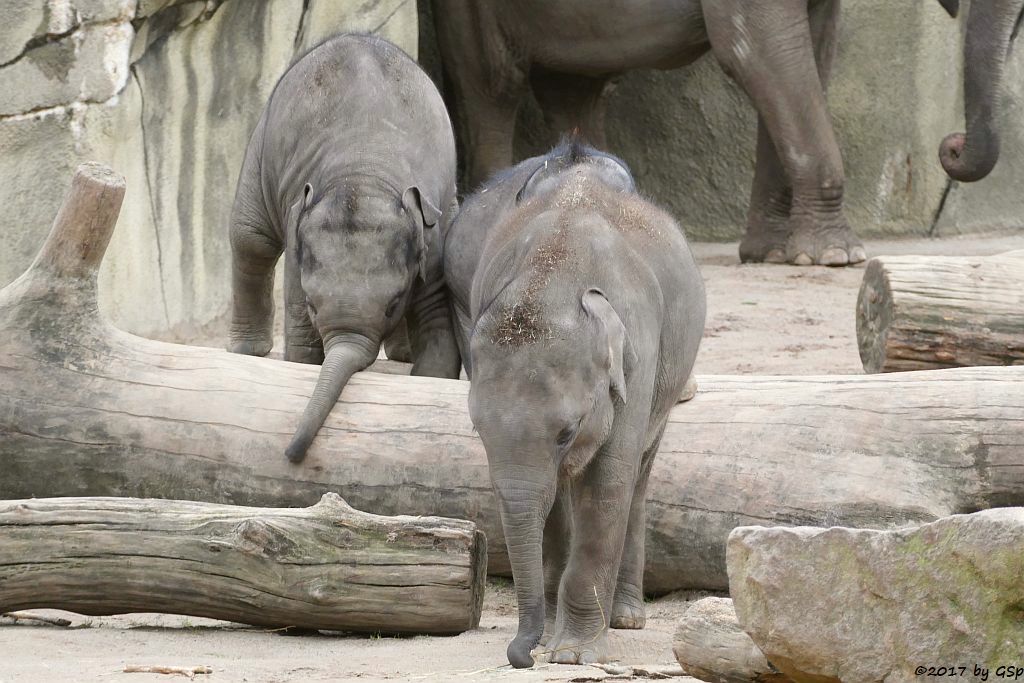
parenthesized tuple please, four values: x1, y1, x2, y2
(511, 0, 710, 74)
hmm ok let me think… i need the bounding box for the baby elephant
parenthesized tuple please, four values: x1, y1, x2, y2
(228, 34, 461, 462)
(445, 142, 706, 667)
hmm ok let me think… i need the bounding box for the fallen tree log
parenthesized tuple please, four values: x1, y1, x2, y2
(856, 251, 1024, 373)
(1, 163, 1023, 593)
(0, 493, 486, 634)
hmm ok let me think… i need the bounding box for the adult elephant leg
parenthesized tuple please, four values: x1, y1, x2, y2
(434, 1, 526, 189)
(706, 0, 865, 266)
(741, 117, 792, 263)
(610, 425, 665, 629)
(283, 245, 323, 365)
(532, 68, 614, 148)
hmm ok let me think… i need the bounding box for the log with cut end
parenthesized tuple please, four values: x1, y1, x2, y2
(856, 251, 1024, 373)
(0, 494, 486, 634)
(2, 164, 1024, 594)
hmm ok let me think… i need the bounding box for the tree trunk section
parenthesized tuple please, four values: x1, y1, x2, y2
(0, 494, 486, 635)
(857, 251, 1024, 373)
(2, 164, 1024, 593)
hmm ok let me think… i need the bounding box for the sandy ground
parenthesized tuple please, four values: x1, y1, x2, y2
(3, 232, 1022, 682)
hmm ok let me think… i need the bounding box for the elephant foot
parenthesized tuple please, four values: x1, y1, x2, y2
(284, 344, 325, 365)
(678, 375, 698, 403)
(227, 337, 272, 357)
(383, 322, 412, 363)
(785, 219, 867, 267)
(610, 588, 646, 629)
(739, 217, 789, 264)
(545, 629, 609, 665)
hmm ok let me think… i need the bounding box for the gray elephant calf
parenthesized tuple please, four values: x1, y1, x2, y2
(445, 142, 706, 667)
(228, 34, 461, 462)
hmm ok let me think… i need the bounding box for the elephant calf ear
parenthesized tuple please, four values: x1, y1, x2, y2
(402, 187, 442, 279)
(937, 0, 959, 17)
(581, 288, 637, 403)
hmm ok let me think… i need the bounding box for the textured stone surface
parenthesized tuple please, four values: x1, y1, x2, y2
(0, 0, 417, 337)
(674, 597, 787, 683)
(728, 509, 1024, 683)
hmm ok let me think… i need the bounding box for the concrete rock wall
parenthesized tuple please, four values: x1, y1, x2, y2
(0, 0, 417, 337)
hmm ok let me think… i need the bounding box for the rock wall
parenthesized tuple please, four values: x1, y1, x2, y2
(0, 0, 417, 337)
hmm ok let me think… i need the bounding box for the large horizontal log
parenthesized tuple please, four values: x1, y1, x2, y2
(2, 164, 1023, 593)
(0, 494, 486, 634)
(856, 251, 1024, 373)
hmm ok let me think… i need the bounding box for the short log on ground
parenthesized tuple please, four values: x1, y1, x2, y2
(674, 597, 789, 683)
(856, 251, 1024, 373)
(2, 163, 1024, 593)
(0, 493, 486, 634)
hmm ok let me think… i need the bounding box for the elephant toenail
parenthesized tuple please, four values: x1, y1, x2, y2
(819, 248, 850, 266)
(765, 249, 787, 263)
(792, 253, 814, 266)
(849, 246, 868, 263)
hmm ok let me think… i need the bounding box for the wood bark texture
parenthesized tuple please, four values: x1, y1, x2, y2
(2, 163, 1024, 593)
(857, 251, 1024, 373)
(0, 493, 486, 634)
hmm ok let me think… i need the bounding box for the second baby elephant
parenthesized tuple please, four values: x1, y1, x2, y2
(445, 142, 706, 667)
(228, 34, 461, 462)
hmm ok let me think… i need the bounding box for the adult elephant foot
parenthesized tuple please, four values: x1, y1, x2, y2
(609, 592, 646, 630)
(739, 215, 789, 264)
(785, 217, 867, 266)
(546, 630, 609, 665)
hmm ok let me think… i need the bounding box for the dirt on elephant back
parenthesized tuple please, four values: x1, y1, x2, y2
(5, 233, 1022, 683)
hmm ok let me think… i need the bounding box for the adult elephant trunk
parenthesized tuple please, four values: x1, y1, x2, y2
(939, 0, 1024, 181)
(285, 333, 378, 463)
(492, 472, 555, 668)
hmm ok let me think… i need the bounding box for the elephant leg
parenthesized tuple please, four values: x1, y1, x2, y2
(546, 449, 636, 665)
(407, 274, 462, 380)
(705, 0, 865, 266)
(434, 2, 526, 189)
(284, 247, 323, 365)
(740, 117, 792, 263)
(228, 118, 279, 356)
(383, 318, 412, 363)
(609, 426, 665, 630)
(540, 485, 572, 646)
(531, 68, 614, 148)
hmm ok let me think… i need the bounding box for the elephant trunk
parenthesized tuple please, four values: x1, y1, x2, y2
(493, 473, 555, 669)
(940, 0, 1024, 181)
(285, 334, 377, 463)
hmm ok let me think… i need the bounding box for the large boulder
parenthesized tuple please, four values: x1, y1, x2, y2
(0, 0, 417, 338)
(728, 509, 1024, 683)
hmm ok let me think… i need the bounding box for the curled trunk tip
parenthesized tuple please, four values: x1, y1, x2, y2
(939, 132, 999, 182)
(286, 340, 375, 464)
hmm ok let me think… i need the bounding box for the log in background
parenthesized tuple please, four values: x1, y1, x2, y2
(2, 163, 1023, 593)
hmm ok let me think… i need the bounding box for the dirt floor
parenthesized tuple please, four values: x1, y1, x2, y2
(3, 233, 1022, 682)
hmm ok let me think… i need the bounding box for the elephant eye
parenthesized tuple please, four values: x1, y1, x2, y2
(556, 417, 583, 453)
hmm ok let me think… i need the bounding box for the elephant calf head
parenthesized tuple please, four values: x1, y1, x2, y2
(284, 178, 440, 463)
